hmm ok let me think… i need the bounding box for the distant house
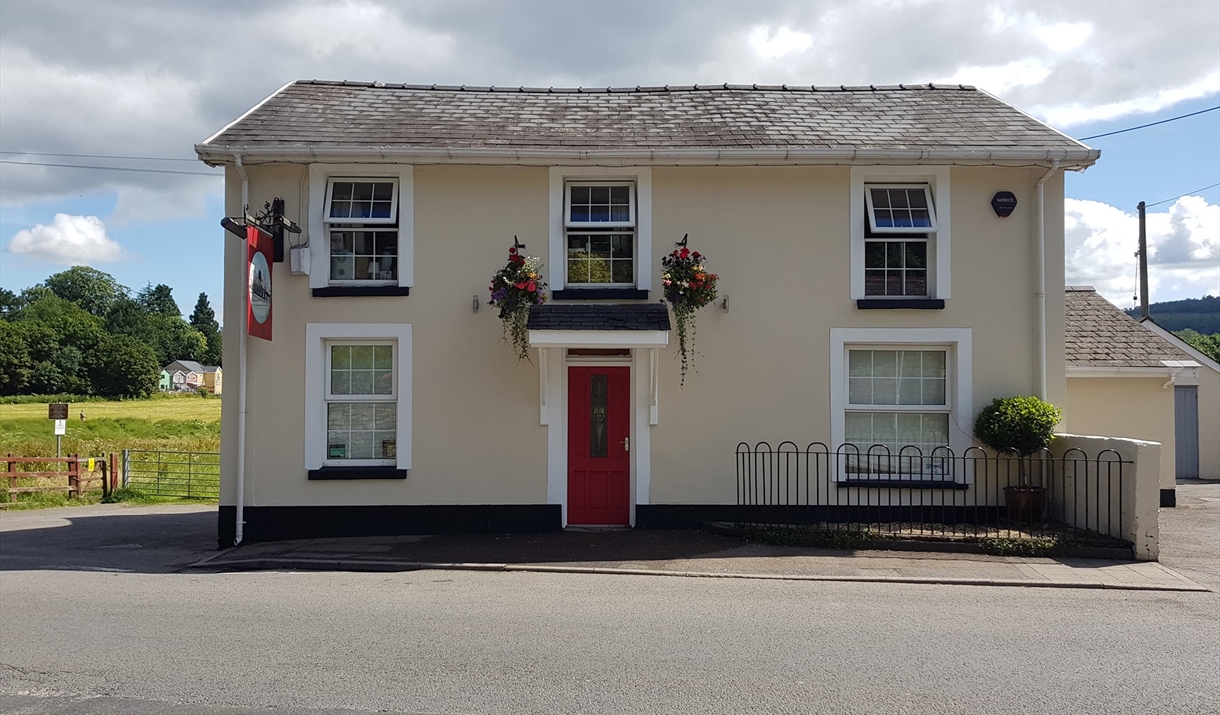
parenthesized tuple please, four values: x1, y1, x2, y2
(171, 370, 189, 391)
(1063, 287, 1206, 506)
(201, 366, 224, 395)
(1138, 317, 1219, 483)
(164, 360, 223, 394)
(158, 370, 172, 392)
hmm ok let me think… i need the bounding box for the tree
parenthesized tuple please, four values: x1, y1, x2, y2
(137, 283, 180, 317)
(0, 288, 19, 318)
(89, 334, 159, 397)
(1174, 329, 1220, 363)
(0, 321, 32, 395)
(189, 292, 222, 366)
(42, 266, 127, 317)
(16, 295, 106, 351)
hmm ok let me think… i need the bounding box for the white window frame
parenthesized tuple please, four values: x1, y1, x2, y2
(324, 178, 400, 225)
(308, 164, 414, 290)
(850, 167, 950, 300)
(864, 184, 938, 234)
(549, 167, 652, 292)
(305, 323, 412, 471)
(830, 328, 971, 480)
(322, 340, 398, 467)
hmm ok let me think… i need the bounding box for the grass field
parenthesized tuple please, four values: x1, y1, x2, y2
(0, 394, 221, 458)
(1, 395, 222, 508)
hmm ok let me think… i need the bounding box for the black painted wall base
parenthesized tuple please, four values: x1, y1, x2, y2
(1160, 488, 1176, 508)
(634, 504, 1006, 529)
(217, 504, 561, 548)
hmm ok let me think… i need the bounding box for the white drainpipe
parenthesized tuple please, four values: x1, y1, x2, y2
(233, 154, 249, 546)
(1034, 159, 1059, 401)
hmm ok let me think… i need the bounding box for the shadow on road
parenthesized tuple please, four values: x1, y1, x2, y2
(0, 505, 217, 574)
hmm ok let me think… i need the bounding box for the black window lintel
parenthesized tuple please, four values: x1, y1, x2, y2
(856, 298, 945, 310)
(313, 286, 410, 298)
(551, 288, 649, 301)
(308, 466, 407, 480)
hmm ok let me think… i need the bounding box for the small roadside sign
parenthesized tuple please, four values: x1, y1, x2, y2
(48, 403, 69, 420)
(54, 419, 67, 436)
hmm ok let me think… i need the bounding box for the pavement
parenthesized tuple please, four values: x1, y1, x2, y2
(191, 497, 1215, 593)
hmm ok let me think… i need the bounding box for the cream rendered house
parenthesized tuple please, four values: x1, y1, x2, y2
(197, 81, 1099, 545)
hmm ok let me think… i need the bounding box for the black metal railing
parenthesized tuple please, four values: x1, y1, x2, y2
(735, 443, 1130, 543)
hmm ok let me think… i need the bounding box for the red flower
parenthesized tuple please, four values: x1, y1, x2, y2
(515, 282, 526, 289)
(680, 247, 690, 259)
(509, 246, 518, 255)
(527, 281, 537, 292)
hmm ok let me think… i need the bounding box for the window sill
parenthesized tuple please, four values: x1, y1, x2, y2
(551, 288, 649, 301)
(308, 466, 407, 480)
(856, 299, 945, 310)
(313, 286, 410, 298)
(837, 479, 967, 490)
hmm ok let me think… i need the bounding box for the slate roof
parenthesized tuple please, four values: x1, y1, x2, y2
(198, 81, 1096, 164)
(527, 303, 671, 331)
(1065, 287, 1196, 367)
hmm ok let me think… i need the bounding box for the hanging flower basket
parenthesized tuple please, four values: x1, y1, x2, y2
(661, 242, 719, 386)
(488, 241, 548, 363)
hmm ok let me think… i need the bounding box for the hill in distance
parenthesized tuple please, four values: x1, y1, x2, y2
(1125, 295, 1220, 334)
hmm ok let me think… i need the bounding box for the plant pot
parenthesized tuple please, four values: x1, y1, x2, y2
(1004, 485, 1046, 523)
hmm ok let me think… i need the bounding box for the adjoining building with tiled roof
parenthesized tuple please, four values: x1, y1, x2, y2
(199, 79, 1193, 555)
(1064, 287, 1214, 503)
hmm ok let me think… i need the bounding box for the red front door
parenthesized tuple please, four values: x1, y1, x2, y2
(568, 366, 631, 525)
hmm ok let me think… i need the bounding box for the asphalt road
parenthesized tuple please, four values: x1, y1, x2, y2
(1, 492, 1217, 715)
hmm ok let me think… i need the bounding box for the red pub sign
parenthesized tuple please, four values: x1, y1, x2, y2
(247, 225, 272, 341)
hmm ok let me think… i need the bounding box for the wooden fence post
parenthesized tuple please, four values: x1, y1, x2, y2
(110, 453, 119, 494)
(68, 454, 80, 499)
(5, 454, 13, 504)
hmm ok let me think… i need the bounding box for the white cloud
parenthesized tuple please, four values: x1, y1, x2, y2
(940, 59, 1052, 94)
(7, 214, 121, 265)
(1038, 70, 1220, 128)
(748, 26, 813, 60)
(1065, 196, 1219, 306)
(1032, 21, 1093, 53)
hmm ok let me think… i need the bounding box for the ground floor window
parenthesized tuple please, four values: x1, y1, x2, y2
(326, 343, 397, 463)
(305, 324, 413, 473)
(830, 329, 972, 480)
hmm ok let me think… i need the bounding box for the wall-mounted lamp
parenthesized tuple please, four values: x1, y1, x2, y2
(991, 191, 1018, 218)
(473, 295, 480, 313)
(721, 294, 730, 312)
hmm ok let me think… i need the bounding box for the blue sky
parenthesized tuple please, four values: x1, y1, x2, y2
(1, 0, 1217, 319)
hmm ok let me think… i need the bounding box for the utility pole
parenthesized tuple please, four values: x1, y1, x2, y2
(1137, 200, 1150, 318)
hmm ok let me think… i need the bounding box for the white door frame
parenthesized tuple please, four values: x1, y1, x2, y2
(541, 347, 655, 527)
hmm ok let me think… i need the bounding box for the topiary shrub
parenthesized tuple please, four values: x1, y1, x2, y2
(974, 396, 1061, 456)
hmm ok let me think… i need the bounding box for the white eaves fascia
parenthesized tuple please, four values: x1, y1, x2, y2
(1138, 318, 1220, 373)
(194, 144, 1100, 169)
(1066, 366, 1179, 378)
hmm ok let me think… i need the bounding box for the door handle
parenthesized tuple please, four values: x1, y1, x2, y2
(622, 437, 630, 452)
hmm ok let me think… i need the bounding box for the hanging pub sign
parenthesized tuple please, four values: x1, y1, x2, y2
(247, 225, 273, 341)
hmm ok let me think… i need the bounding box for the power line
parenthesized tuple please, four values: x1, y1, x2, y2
(0, 159, 220, 177)
(1079, 106, 1220, 140)
(0, 150, 198, 162)
(1146, 181, 1220, 208)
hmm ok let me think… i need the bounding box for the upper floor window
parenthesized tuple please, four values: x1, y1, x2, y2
(849, 168, 950, 304)
(325, 179, 400, 284)
(565, 182, 637, 286)
(863, 184, 937, 298)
